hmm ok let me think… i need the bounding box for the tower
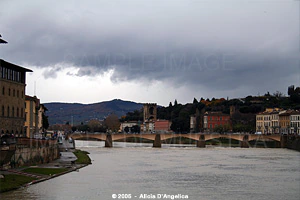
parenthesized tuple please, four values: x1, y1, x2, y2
(143, 103, 157, 122)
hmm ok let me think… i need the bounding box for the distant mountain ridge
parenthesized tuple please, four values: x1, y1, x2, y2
(44, 99, 143, 125)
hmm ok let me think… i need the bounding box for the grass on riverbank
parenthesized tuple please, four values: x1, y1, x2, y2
(22, 167, 68, 175)
(0, 174, 37, 193)
(73, 150, 92, 164)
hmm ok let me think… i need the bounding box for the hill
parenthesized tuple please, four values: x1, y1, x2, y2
(44, 99, 143, 125)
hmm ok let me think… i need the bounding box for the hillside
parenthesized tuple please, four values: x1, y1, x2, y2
(44, 99, 143, 125)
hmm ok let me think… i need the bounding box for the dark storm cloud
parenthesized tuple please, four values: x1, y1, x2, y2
(0, 0, 299, 95)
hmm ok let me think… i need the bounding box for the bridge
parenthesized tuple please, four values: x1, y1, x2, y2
(70, 133, 287, 148)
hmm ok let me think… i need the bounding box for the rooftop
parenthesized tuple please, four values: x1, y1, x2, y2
(0, 59, 32, 72)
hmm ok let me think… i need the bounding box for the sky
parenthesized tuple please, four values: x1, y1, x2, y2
(0, 0, 299, 106)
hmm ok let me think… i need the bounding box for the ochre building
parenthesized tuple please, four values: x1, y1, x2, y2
(0, 59, 32, 136)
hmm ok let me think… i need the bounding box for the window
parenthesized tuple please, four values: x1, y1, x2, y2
(7, 106, 9, 117)
(13, 89, 15, 97)
(17, 90, 19, 97)
(17, 108, 19, 117)
(21, 108, 23, 118)
(1, 105, 4, 116)
(8, 88, 10, 96)
(2, 87, 4, 95)
(12, 107, 14, 117)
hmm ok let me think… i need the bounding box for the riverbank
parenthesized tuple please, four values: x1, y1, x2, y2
(0, 149, 91, 193)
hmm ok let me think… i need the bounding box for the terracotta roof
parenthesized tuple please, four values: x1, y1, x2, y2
(204, 111, 229, 116)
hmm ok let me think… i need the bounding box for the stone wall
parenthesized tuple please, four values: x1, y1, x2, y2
(287, 135, 300, 152)
(11, 138, 59, 167)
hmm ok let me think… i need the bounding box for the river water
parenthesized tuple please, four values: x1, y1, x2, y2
(1, 141, 300, 200)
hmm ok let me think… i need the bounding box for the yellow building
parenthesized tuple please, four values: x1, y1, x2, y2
(0, 59, 32, 137)
(256, 111, 270, 134)
(256, 108, 282, 134)
(279, 110, 292, 135)
(24, 95, 40, 138)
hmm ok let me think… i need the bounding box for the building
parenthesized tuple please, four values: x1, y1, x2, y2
(38, 104, 47, 133)
(270, 110, 280, 134)
(290, 110, 300, 135)
(256, 108, 282, 134)
(190, 115, 197, 132)
(143, 103, 157, 122)
(24, 95, 40, 138)
(0, 59, 32, 137)
(141, 121, 155, 133)
(154, 120, 172, 133)
(203, 111, 231, 132)
(120, 121, 139, 133)
(279, 110, 292, 135)
(256, 108, 299, 135)
(142, 103, 157, 133)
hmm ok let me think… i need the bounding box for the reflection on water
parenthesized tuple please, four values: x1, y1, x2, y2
(1, 141, 300, 200)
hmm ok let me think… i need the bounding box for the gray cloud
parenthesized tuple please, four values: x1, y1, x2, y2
(0, 0, 299, 98)
(42, 66, 63, 79)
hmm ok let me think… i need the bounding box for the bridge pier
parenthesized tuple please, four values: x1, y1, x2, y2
(197, 135, 206, 148)
(105, 134, 113, 147)
(240, 135, 249, 148)
(153, 134, 161, 148)
(280, 135, 287, 148)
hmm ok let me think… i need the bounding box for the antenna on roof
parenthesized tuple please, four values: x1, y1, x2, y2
(0, 34, 8, 44)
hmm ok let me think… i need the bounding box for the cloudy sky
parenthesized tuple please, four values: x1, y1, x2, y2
(0, 0, 299, 106)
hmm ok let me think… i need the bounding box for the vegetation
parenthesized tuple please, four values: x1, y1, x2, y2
(104, 114, 121, 132)
(0, 174, 37, 193)
(47, 85, 299, 134)
(22, 167, 68, 175)
(73, 150, 91, 164)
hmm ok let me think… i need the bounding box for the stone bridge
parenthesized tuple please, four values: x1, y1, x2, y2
(70, 133, 287, 148)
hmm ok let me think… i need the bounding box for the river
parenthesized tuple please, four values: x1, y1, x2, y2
(1, 141, 300, 200)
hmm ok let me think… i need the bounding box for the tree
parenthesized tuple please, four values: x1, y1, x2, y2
(273, 91, 284, 98)
(42, 113, 49, 131)
(124, 126, 130, 133)
(88, 119, 102, 132)
(213, 124, 230, 134)
(131, 125, 140, 133)
(193, 98, 198, 104)
(174, 99, 178, 106)
(105, 114, 121, 132)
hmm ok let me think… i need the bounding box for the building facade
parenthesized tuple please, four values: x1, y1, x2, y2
(38, 104, 47, 133)
(203, 112, 231, 132)
(143, 103, 157, 122)
(24, 95, 40, 138)
(120, 121, 139, 133)
(290, 110, 300, 135)
(154, 120, 172, 133)
(0, 59, 32, 137)
(256, 108, 299, 135)
(279, 110, 292, 135)
(270, 110, 280, 134)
